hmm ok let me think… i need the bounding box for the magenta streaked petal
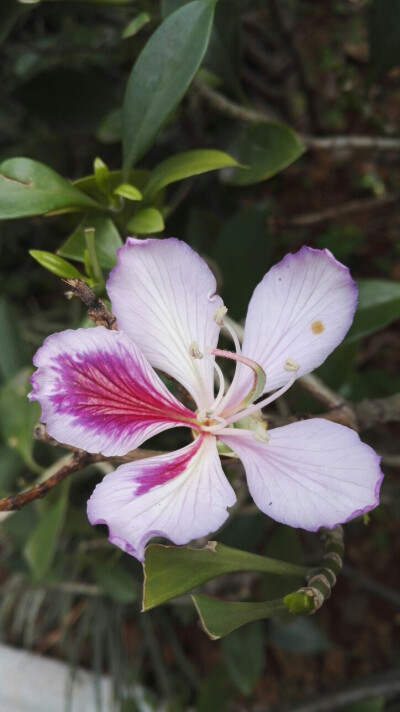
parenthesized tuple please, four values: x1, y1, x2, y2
(220, 247, 358, 413)
(107, 238, 223, 410)
(29, 326, 197, 456)
(220, 419, 383, 531)
(87, 435, 236, 560)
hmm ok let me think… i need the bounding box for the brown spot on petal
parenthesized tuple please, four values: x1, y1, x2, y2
(311, 320, 325, 334)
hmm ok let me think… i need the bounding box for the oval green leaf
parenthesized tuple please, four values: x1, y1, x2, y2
(142, 542, 307, 611)
(122, 0, 216, 172)
(0, 368, 40, 469)
(0, 158, 100, 218)
(30, 250, 87, 280)
(223, 122, 305, 186)
(58, 215, 123, 269)
(114, 183, 143, 201)
(127, 207, 164, 234)
(122, 11, 151, 38)
(144, 149, 240, 199)
(345, 279, 400, 343)
(192, 594, 287, 640)
(222, 622, 264, 695)
(25, 480, 70, 581)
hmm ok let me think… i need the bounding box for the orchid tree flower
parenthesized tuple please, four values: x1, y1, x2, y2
(29, 239, 383, 561)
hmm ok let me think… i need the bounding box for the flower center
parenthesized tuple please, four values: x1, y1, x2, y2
(189, 307, 300, 436)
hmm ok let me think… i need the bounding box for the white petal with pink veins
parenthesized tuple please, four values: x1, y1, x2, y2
(107, 238, 223, 410)
(220, 419, 382, 531)
(29, 326, 197, 456)
(219, 247, 358, 414)
(87, 436, 236, 560)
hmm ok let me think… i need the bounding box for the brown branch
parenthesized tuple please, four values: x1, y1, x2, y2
(305, 135, 400, 151)
(195, 81, 400, 151)
(64, 279, 117, 329)
(0, 450, 104, 512)
(353, 393, 400, 429)
(274, 194, 396, 228)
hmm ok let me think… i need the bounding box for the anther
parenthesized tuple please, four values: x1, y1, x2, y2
(284, 358, 300, 372)
(213, 305, 228, 326)
(197, 409, 208, 423)
(189, 341, 203, 359)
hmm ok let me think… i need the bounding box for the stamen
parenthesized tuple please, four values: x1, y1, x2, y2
(213, 306, 228, 326)
(209, 348, 266, 407)
(285, 358, 300, 372)
(210, 359, 226, 412)
(189, 341, 203, 359)
(213, 306, 242, 354)
(224, 370, 298, 426)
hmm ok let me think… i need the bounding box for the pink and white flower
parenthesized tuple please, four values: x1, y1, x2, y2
(29, 239, 383, 560)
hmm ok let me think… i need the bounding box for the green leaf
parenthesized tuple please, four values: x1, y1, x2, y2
(91, 559, 138, 603)
(25, 481, 69, 581)
(205, 0, 243, 97)
(58, 215, 123, 269)
(345, 279, 400, 343)
(192, 595, 287, 639)
(0, 298, 27, 380)
(96, 108, 122, 144)
(222, 621, 264, 695)
(127, 207, 164, 234)
(223, 122, 305, 186)
(113, 183, 143, 201)
(0, 158, 100, 219)
(93, 157, 111, 195)
(143, 542, 307, 610)
(73, 169, 149, 202)
(122, 0, 216, 171)
(0, 368, 40, 470)
(122, 11, 151, 38)
(144, 149, 239, 199)
(161, 0, 190, 18)
(368, 0, 400, 79)
(29, 250, 87, 280)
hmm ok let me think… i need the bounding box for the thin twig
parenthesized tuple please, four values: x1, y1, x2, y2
(305, 135, 400, 151)
(380, 453, 400, 468)
(34, 423, 167, 464)
(196, 80, 400, 151)
(297, 374, 344, 408)
(275, 194, 396, 227)
(64, 279, 117, 329)
(0, 450, 103, 512)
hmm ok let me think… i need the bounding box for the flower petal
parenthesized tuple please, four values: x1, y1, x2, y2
(87, 435, 236, 560)
(107, 238, 223, 410)
(221, 247, 357, 412)
(29, 326, 197, 456)
(220, 419, 382, 531)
